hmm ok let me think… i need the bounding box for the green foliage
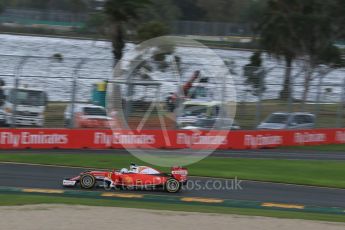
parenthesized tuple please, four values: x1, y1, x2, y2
(188, 0, 268, 23)
(259, 0, 297, 60)
(85, 12, 107, 34)
(137, 21, 169, 41)
(69, 0, 88, 13)
(173, 0, 268, 23)
(244, 52, 266, 96)
(258, 0, 345, 100)
(104, 0, 152, 62)
(260, 0, 344, 66)
(316, 43, 344, 67)
(240, 0, 268, 27)
(137, 0, 181, 23)
(104, 0, 151, 22)
(196, 0, 236, 22)
(174, 0, 205, 20)
(0, 2, 4, 14)
(1, 0, 89, 12)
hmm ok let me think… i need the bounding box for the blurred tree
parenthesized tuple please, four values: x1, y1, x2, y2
(259, 0, 298, 100)
(174, 0, 271, 24)
(331, 0, 345, 40)
(29, 0, 49, 9)
(85, 12, 107, 35)
(137, 21, 169, 41)
(244, 51, 266, 96)
(259, 0, 344, 102)
(69, 0, 88, 13)
(174, 0, 205, 21)
(195, 0, 267, 23)
(138, 0, 180, 23)
(0, 1, 4, 14)
(2, 0, 89, 12)
(104, 0, 151, 64)
(240, 0, 268, 27)
(196, 0, 236, 22)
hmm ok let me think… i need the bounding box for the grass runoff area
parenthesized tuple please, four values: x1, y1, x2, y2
(0, 194, 344, 223)
(284, 144, 345, 152)
(0, 151, 345, 188)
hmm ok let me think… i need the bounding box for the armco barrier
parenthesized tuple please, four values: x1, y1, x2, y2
(0, 186, 344, 215)
(0, 128, 345, 150)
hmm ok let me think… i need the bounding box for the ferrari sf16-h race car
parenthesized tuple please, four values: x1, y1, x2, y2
(62, 164, 188, 193)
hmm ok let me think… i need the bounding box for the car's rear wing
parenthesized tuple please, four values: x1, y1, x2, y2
(171, 166, 188, 181)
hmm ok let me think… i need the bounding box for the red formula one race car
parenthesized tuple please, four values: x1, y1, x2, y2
(62, 164, 188, 193)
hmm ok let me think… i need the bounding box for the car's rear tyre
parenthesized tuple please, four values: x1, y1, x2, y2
(80, 174, 96, 189)
(165, 178, 181, 193)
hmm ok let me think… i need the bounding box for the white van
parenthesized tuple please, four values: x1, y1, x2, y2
(0, 86, 48, 127)
(177, 100, 222, 128)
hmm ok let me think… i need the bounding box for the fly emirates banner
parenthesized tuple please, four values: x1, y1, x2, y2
(0, 129, 344, 149)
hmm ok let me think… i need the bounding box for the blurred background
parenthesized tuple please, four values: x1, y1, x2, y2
(0, 0, 344, 130)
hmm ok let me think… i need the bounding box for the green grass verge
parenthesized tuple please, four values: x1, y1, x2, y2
(1, 154, 345, 188)
(284, 144, 345, 152)
(0, 194, 344, 222)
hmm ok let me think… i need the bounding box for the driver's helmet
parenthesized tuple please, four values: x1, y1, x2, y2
(120, 168, 128, 174)
(129, 163, 138, 173)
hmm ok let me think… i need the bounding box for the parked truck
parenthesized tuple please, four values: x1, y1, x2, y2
(0, 86, 48, 127)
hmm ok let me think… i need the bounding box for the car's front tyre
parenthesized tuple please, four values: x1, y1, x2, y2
(80, 174, 96, 189)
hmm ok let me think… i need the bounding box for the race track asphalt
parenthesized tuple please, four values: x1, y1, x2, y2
(1, 163, 345, 208)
